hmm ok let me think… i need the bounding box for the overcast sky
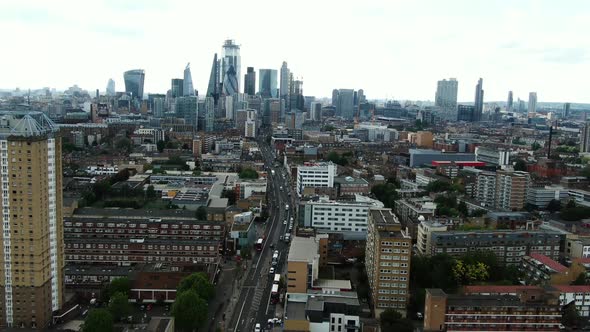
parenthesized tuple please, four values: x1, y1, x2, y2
(1, 0, 588, 103)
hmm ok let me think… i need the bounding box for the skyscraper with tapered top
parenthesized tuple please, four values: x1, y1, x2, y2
(183, 63, 195, 96)
(221, 40, 241, 94)
(206, 53, 220, 104)
(123, 69, 145, 100)
(473, 78, 484, 122)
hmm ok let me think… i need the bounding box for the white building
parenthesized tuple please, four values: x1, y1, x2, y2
(300, 196, 378, 240)
(551, 285, 590, 317)
(475, 146, 510, 166)
(296, 162, 336, 196)
(476, 170, 497, 208)
(417, 220, 448, 255)
(526, 186, 569, 209)
(245, 119, 256, 138)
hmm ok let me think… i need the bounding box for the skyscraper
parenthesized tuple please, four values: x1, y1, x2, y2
(528, 92, 537, 118)
(473, 78, 484, 122)
(435, 78, 458, 119)
(206, 53, 220, 104)
(123, 69, 145, 100)
(106, 78, 115, 96)
(457, 104, 475, 122)
(171, 78, 184, 98)
(153, 97, 165, 118)
(310, 102, 322, 122)
(244, 67, 256, 96)
(336, 89, 354, 120)
(203, 97, 215, 132)
(581, 123, 590, 153)
(564, 102, 571, 118)
(175, 96, 199, 130)
(183, 63, 195, 96)
(280, 61, 290, 99)
(221, 39, 241, 93)
(259, 69, 278, 98)
(507, 91, 513, 112)
(223, 65, 239, 96)
(0, 111, 64, 329)
(332, 89, 339, 106)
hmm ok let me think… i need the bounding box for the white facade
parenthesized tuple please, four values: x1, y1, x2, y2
(301, 198, 371, 240)
(245, 120, 256, 138)
(558, 290, 590, 317)
(527, 186, 568, 208)
(475, 146, 510, 166)
(417, 221, 448, 255)
(476, 171, 496, 207)
(296, 162, 336, 196)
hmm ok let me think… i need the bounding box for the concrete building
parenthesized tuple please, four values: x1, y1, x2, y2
(365, 208, 412, 316)
(409, 149, 475, 167)
(475, 170, 497, 208)
(527, 186, 569, 209)
(520, 253, 580, 286)
(581, 123, 590, 153)
(416, 221, 448, 256)
(333, 176, 369, 197)
(299, 197, 373, 240)
(435, 78, 458, 118)
(475, 146, 510, 166)
(429, 230, 563, 265)
(495, 170, 531, 211)
(296, 162, 336, 197)
(416, 131, 434, 148)
(0, 111, 64, 329)
(286, 235, 328, 294)
(394, 197, 436, 240)
(424, 288, 561, 332)
(528, 91, 538, 118)
(549, 285, 590, 317)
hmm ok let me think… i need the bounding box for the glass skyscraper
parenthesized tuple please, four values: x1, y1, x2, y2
(259, 69, 278, 98)
(123, 69, 145, 100)
(183, 63, 195, 96)
(221, 40, 241, 93)
(244, 67, 256, 96)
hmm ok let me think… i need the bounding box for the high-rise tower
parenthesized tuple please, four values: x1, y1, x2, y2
(123, 69, 145, 100)
(507, 91, 513, 112)
(435, 78, 458, 120)
(244, 67, 256, 96)
(259, 69, 278, 98)
(473, 78, 484, 122)
(106, 79, 115, 96)
(221, 40, 241, 94)
(171, 79, 184, 98)
(206, 53, 220, 104)
(0, 111, 64, 329)
(183, 63, 195, 96)
(280, 61, 290, 99)
(528, 92, 537, 118)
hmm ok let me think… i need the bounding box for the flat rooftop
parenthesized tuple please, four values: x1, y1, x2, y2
(314, 279, 352, 290)
(288, 236, 320, 263)
(73, 207, 197, 219)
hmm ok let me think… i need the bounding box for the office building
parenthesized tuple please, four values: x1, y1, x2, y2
(563, 102, 571, 117)
(434, 78, 458, 117)
(203, 97, 215, 132)
(495, 170, 531, 211)
(259, 69, 278, 98)
(424, 288, 561, 332)
(526, 186, 569, 209)
(475, 146, 510, 166)
(106, 78, 115, 96)
(582, 124, 590, 153)
(280, 61, 290, 99)
(244, 67, 256, 96)
(473, 78, 484, 122)
(171, 78, 184, 98)
(296, 162, 336, 197)
(0, 111, 64, 329)
(206, 53, 220, 103)
(124, 69, 145, 100)
(331, 89, 339, 107)
(287, 235, 328, 293)
(429, 230, 562, 265)
(183, 63, 195, 96)
(507, 90, 513, 111)
(365, 208, 412, 316)
(175, 96, 198, 130)
(335, 89, 355, 120)
(153, 97, 165, 118)
(221, 39, 241, 93)
(309, 102, 322, 122)
(299, 197, 373, 240)
(409, 149, 476, 167)
(456, 104, 475, 122)
(528, 92, 538, 117)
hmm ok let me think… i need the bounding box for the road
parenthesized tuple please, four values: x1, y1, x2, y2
(227, 132, 294, 332)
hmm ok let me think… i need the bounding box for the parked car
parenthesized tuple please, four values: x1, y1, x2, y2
(254, 323, 261, 332)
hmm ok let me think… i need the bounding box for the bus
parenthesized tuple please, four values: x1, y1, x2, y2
(255, 238, 264, 251)
(273, 273, 281, 284)
(270, 284, 280, 304)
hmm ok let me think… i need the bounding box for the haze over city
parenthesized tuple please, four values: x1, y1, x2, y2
(1, 0, 589, 102)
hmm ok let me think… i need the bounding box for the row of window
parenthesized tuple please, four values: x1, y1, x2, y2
(65, 222, 221, 230)
(381, 241, 409, 247)
(379, 269, 408, 275)
(66, 243, 216, 251)
(66, 255, 216, 262)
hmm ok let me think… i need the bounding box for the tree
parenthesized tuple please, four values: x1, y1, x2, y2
(195, 206, 208, 221)
(531, 142, 542, 151)
(238, 167, 259, 179)
(453, 260, 489, 285)
(156, 140, 165, 153)
(172, 289, 208, 332)
(546, 199, 561, 213)
(562, 304, 581, 327)
(82, 309, 113, 332)
(115, 137, 132, 152)
(146, 185, 157, 200)
(109, 277, 131, 296)
(108, 292, 131, 321)
(177, 272, 215, 301)
(425, 180, 451, 193)
(457, 201, 469, 217)
(513, 159, 527, 171)
(379, 309, 414, 332)
(573, 273, 587, 285)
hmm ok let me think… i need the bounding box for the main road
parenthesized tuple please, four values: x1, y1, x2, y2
(227, 132, 294, 332)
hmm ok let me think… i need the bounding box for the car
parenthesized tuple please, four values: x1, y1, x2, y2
(269, 267, 275, 274)
(283, 220, 287, 225)
(270, 243, 274, 249)
(254, 323, 262, 332)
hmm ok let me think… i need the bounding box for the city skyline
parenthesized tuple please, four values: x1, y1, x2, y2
(1, 1, 589, 102)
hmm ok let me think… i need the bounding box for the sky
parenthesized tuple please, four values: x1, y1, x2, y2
(1, 0, 589, 103)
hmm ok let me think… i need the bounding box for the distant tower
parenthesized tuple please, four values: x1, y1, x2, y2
(435, 78, 458, 120)
(507, 91, 513, 111)
(221, 39, 241, 93)
(206, 53, 220, 104)
(171, 79, 184, 98)
(223, 65, 239, 96)
(528, 92, 537, 118)
(106, 78, 115, 96)
(258, 69, 278, 98)
(473, 78, 484, 122)
(563, 102, 571, 117)
(581, 123, 590, 153)
(244, 67, 256, 96)
(332, 89, 339, 107)
(123, 69, 145, 100)
(183, 63, 195, 96)
(280, 61, 290, 99)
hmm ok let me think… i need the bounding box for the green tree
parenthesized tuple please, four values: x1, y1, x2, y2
(546, 199, 561, 213)
(452, 260, 490, 285)
(177, 272, 215, 301)
(115, 137, 132, 152)
(156, 140, 165, 153)
(238, 167, 259, 179)
(531, 142, 542, 150)
(457, 201, 469, 217)
(573, 273, 587, 285)
(195, 206, 208, 221)
(82, 309, 113, 332)
(146, 185, 157, 200)
(426, 180, 451, 193)
(109, 277, 131, 296)
(172, 289, 208, 332)
(379, 309, 414, 332)
(513, 159, 527, 171)
(562, 304, 581, 327)
(108, 292, 131, 321)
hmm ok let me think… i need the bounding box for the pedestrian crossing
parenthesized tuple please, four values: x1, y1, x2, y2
(248, 279, 267, 316)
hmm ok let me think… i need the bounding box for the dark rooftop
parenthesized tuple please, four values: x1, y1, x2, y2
(73, 207, 197, 219)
